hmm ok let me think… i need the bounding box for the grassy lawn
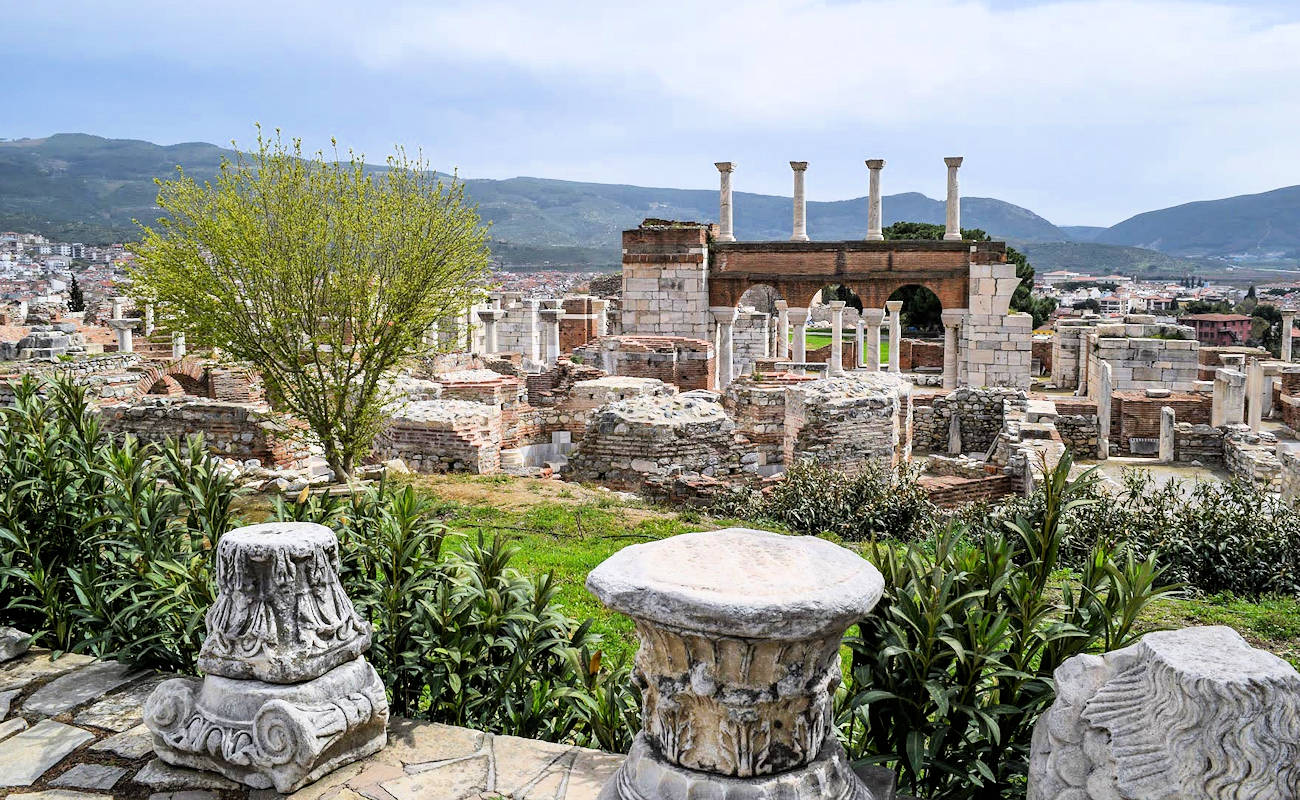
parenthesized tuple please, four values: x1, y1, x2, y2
(794, 333, 889, 361)
(402, 474, 1300, 669)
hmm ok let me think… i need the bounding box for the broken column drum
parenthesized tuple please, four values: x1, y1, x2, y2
(588, 527, 884, 800)
(144, 522, 389, 793)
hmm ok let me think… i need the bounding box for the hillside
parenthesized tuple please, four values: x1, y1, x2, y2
(0, 134, 1064, 253)
(1012, 241, 1224, 278)
(1096, 185, 1300, 259)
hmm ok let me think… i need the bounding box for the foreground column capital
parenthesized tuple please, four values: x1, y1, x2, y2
(145, 523, 388, 793)
(588, 528, 883, 799)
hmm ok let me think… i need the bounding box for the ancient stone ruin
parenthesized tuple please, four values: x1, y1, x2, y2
(144, 522, 389, 793)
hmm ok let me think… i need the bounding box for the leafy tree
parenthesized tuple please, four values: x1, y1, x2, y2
(1251, 303, 1282, 353)
(131, 129, 490, 478)
(1028, 294, 1058, 328)
(1180, 299, 1232, 315)
(882, 222, 1035, 317)
(1072, 298, 1101, 313)
(66, 276, 85, 313)
(1239, 285, 1259, 314)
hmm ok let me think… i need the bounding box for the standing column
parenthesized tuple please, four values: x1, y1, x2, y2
(108, 319, 134, 354)
(144, 303, 155, 336)
(828, 301, 846, 376)
(789, 308, 809, 362)
(171, 332, 186, 360)
(885, 299, 903, 372)
(855, 315, 865, 367)
(711, 306, 737, 390)
(775, 300, 790, 359)
(593, 298, 610, 337)
(477, 308, 504, 354)
(865, 159, 885, 241)
(1283, 308, 1296, 362)
(943, 156, 964, 241)
(790, 161, 809, 242)
(524, 299, 542, 363)
(110, 297, 125, 319)
(941, 309, 965, 389)
(539, 307, 565, 366)
(862, 308, 884, 371)
(715, 162, 736, 243)
(1247, 359, 1264, 431)
(1097, 361, 1113, 460)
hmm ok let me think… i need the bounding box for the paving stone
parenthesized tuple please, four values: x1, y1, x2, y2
(340, 761, 405, 800)
(0, 716, 29, 742)
(133, 759, 241, 791)
(0, 626, 31, 662)
(491, 734, 575, 796)
(375, 719, 484, 767)
(50, 762, 128, 790)
(563, 750, 625, 800)
(0, 687, 19, 719)
(5, 791, 105, 800)
(259, 761, 364, 800)
(380, 754, 491, 800)
(73, 673, 165, 731)
(0, 652, 95, 691)
(148, 793, 221, 800)
(24, 660, 141, 716)
(89, 722, 154, 759)
(0, 719, 96, 787)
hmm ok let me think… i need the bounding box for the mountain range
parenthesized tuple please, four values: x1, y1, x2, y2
(2, 133, 1298, 277)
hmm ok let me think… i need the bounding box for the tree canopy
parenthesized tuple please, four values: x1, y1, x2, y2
(131, 129, 491, 477)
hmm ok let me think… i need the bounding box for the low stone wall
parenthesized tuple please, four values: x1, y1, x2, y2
(920, 473, 1018, 508)
(724, 378, 790, 469)
(564, 394, 753, 489)
(1282, 449, 1300, 502)
(1224, 428, 1283, 491)
(783, 374, 911, 473)
(913, 386, 1026, 455)
(99, 397, 310, 467)
(1053, 413, 1098, 457)
(898, 338, 943, 372)
(373, 400, 503, 474)
(1111, 391, 1211, 456)
(1174, 422, 1225, 464)
(571, 335, 712, 391)
(1087, 324, 1200, 396)
(541, 376, 676, 440)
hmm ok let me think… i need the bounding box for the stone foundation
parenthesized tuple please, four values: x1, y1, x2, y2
(571, 335, 713, 391)
(1174, 422, 1225, 464)
(99, 398, 310, 468)
(373, 400, 503, 474)
(783, 374, 912, 472)
(1224, 428, 1283, 491)
(913, 386, 1026, 455)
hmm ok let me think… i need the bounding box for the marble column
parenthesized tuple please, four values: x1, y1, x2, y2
(539, 307, 565, 366)
(715, 162, 736, 243)
(790, 161, 809, 242)
(1247, 359, 1264, 431)
(943, 157, 964, 241)
(941, 308, 965, 389)
(1158, 406, 1175, 463)
(865, 159, 885, 241)
(855, 316, 865, 367)
(1212, 368, 1246, 426)
(1283, 309, 1296, 362)
(586, 528, 885, 800)
(172, 332, 186, 360)
(1098, 361, 1112, 460)
(477, 308, 505, 354)
(775, 300, 791, 359)
(144, 304, 155, 336)
(711, 306, 738, 390)
(525, 299, 542, 363)
(593, 298, 610, 337)
(862, 308, 884, 372)
(828, 301, 846, 376)
(885, 299, 903, 372)
(789, 307, 809, 363)
(108, 319, 134, 354)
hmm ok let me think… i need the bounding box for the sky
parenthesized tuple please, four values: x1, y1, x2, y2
(7, 0, 1300, 226)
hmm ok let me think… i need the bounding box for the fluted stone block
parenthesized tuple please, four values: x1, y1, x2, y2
(145, 522, 388, 793)
(1028, 626, 1300, 800)
(588, 528, 883, 800)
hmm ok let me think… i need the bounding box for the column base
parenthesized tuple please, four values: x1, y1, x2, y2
(598, 735, 875, 800)
(144, 657, 389, 794)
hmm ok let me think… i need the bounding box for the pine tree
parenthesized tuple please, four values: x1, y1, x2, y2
(67, 276, 85, 312)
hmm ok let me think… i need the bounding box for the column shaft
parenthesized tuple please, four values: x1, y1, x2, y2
(790, 162, 809, 242)
(828, 301, 846, 376)
(1283, 311, 1295, 362)
(776, 301, 791, 360)
(943, 157, 963, 241)
(865, 159, 885, 241)
(716, 163, 736, 242)
(885, 300, 903, 372)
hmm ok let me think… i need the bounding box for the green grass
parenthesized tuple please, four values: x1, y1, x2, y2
(792, 333, 889, 361)
(401, 474, 1300, 669)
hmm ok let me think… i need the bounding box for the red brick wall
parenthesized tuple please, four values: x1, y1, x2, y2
(1111, 392, 1211, 454)
(1032, 339, 1053, 375)
(560, 296, 601, 353)
(898, 338, 944, 371)
(805, 342, 858, 372)
(920, 474, 1017, 508)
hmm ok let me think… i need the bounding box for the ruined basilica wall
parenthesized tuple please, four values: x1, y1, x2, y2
(960, 312, 1032, 389)
(1051, 318, 1100, 390)
(1086, 323, 1200, 398)
(732, 309, 770, 379)
(782, 374, 911, 473)
(373, 399, 503, 474)
(571, 336, 712, 391)
(913, 387, 1027, 455)
(621, 222, 713, 343)
(99, 398, 310, 468)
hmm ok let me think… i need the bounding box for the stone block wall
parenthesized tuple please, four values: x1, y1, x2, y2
(99, 398, 310, 467)
(899, 338, 944, 372)
(571, 335, 712, 391)
(913, 386, 1026, 455)
(374, 400, 503, 474)
(1087, 325, 1200, 397)
(1053, 414, 1098, 458)
(621, 221, 714, 342)
(961, 312, 1032, 389)
(732, 309, 770, 378)
(1197, 345, 1270, 381)
(1051, 318, 1100, 390)
(1224, 429, 1282, 490)
(496, 300, 540, 362)
(1282, 449, 1300, 502)
(563, 394, 752, 489)
(541, 376, 676, 440)
(560, 295, 605, 353)
(783, 374, 911, 473)
(723, 373, 817, 469)
(1173, 423, 1225, 463)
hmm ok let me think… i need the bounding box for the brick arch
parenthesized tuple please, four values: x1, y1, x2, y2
(846, 279, 949, 312)
(131, 358, 210, 400)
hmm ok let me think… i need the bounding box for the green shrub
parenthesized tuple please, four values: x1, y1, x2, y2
(713, 459, 934, 541)
(839, 454, 1175, 799)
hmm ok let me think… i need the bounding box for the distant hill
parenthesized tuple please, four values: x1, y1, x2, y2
(1011, 241, 1223, 278)
(0, 134, 1065, 256)
(1059, 225, 1107, 242)
(1095, 185, 1300, 259)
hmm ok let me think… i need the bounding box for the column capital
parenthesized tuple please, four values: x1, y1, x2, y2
(865, 159, 885, 170)
(944, 156, 964, 168)
(861, 308, 885, 324)
(774, 299, 789, 311)
(789, 161, 809, 172)
(538, 307, 566, 322)
(709, 305, 738, 324)
(828, 300, 847, 310)
(941, 309, 967, 327)
(476, 308, 506, 323)
(715, 161, 734, 173)
(885, 300, 904, 313)
(787, 307, 810, 324)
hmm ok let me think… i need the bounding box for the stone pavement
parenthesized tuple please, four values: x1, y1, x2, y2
(0, 650, 623, 800)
